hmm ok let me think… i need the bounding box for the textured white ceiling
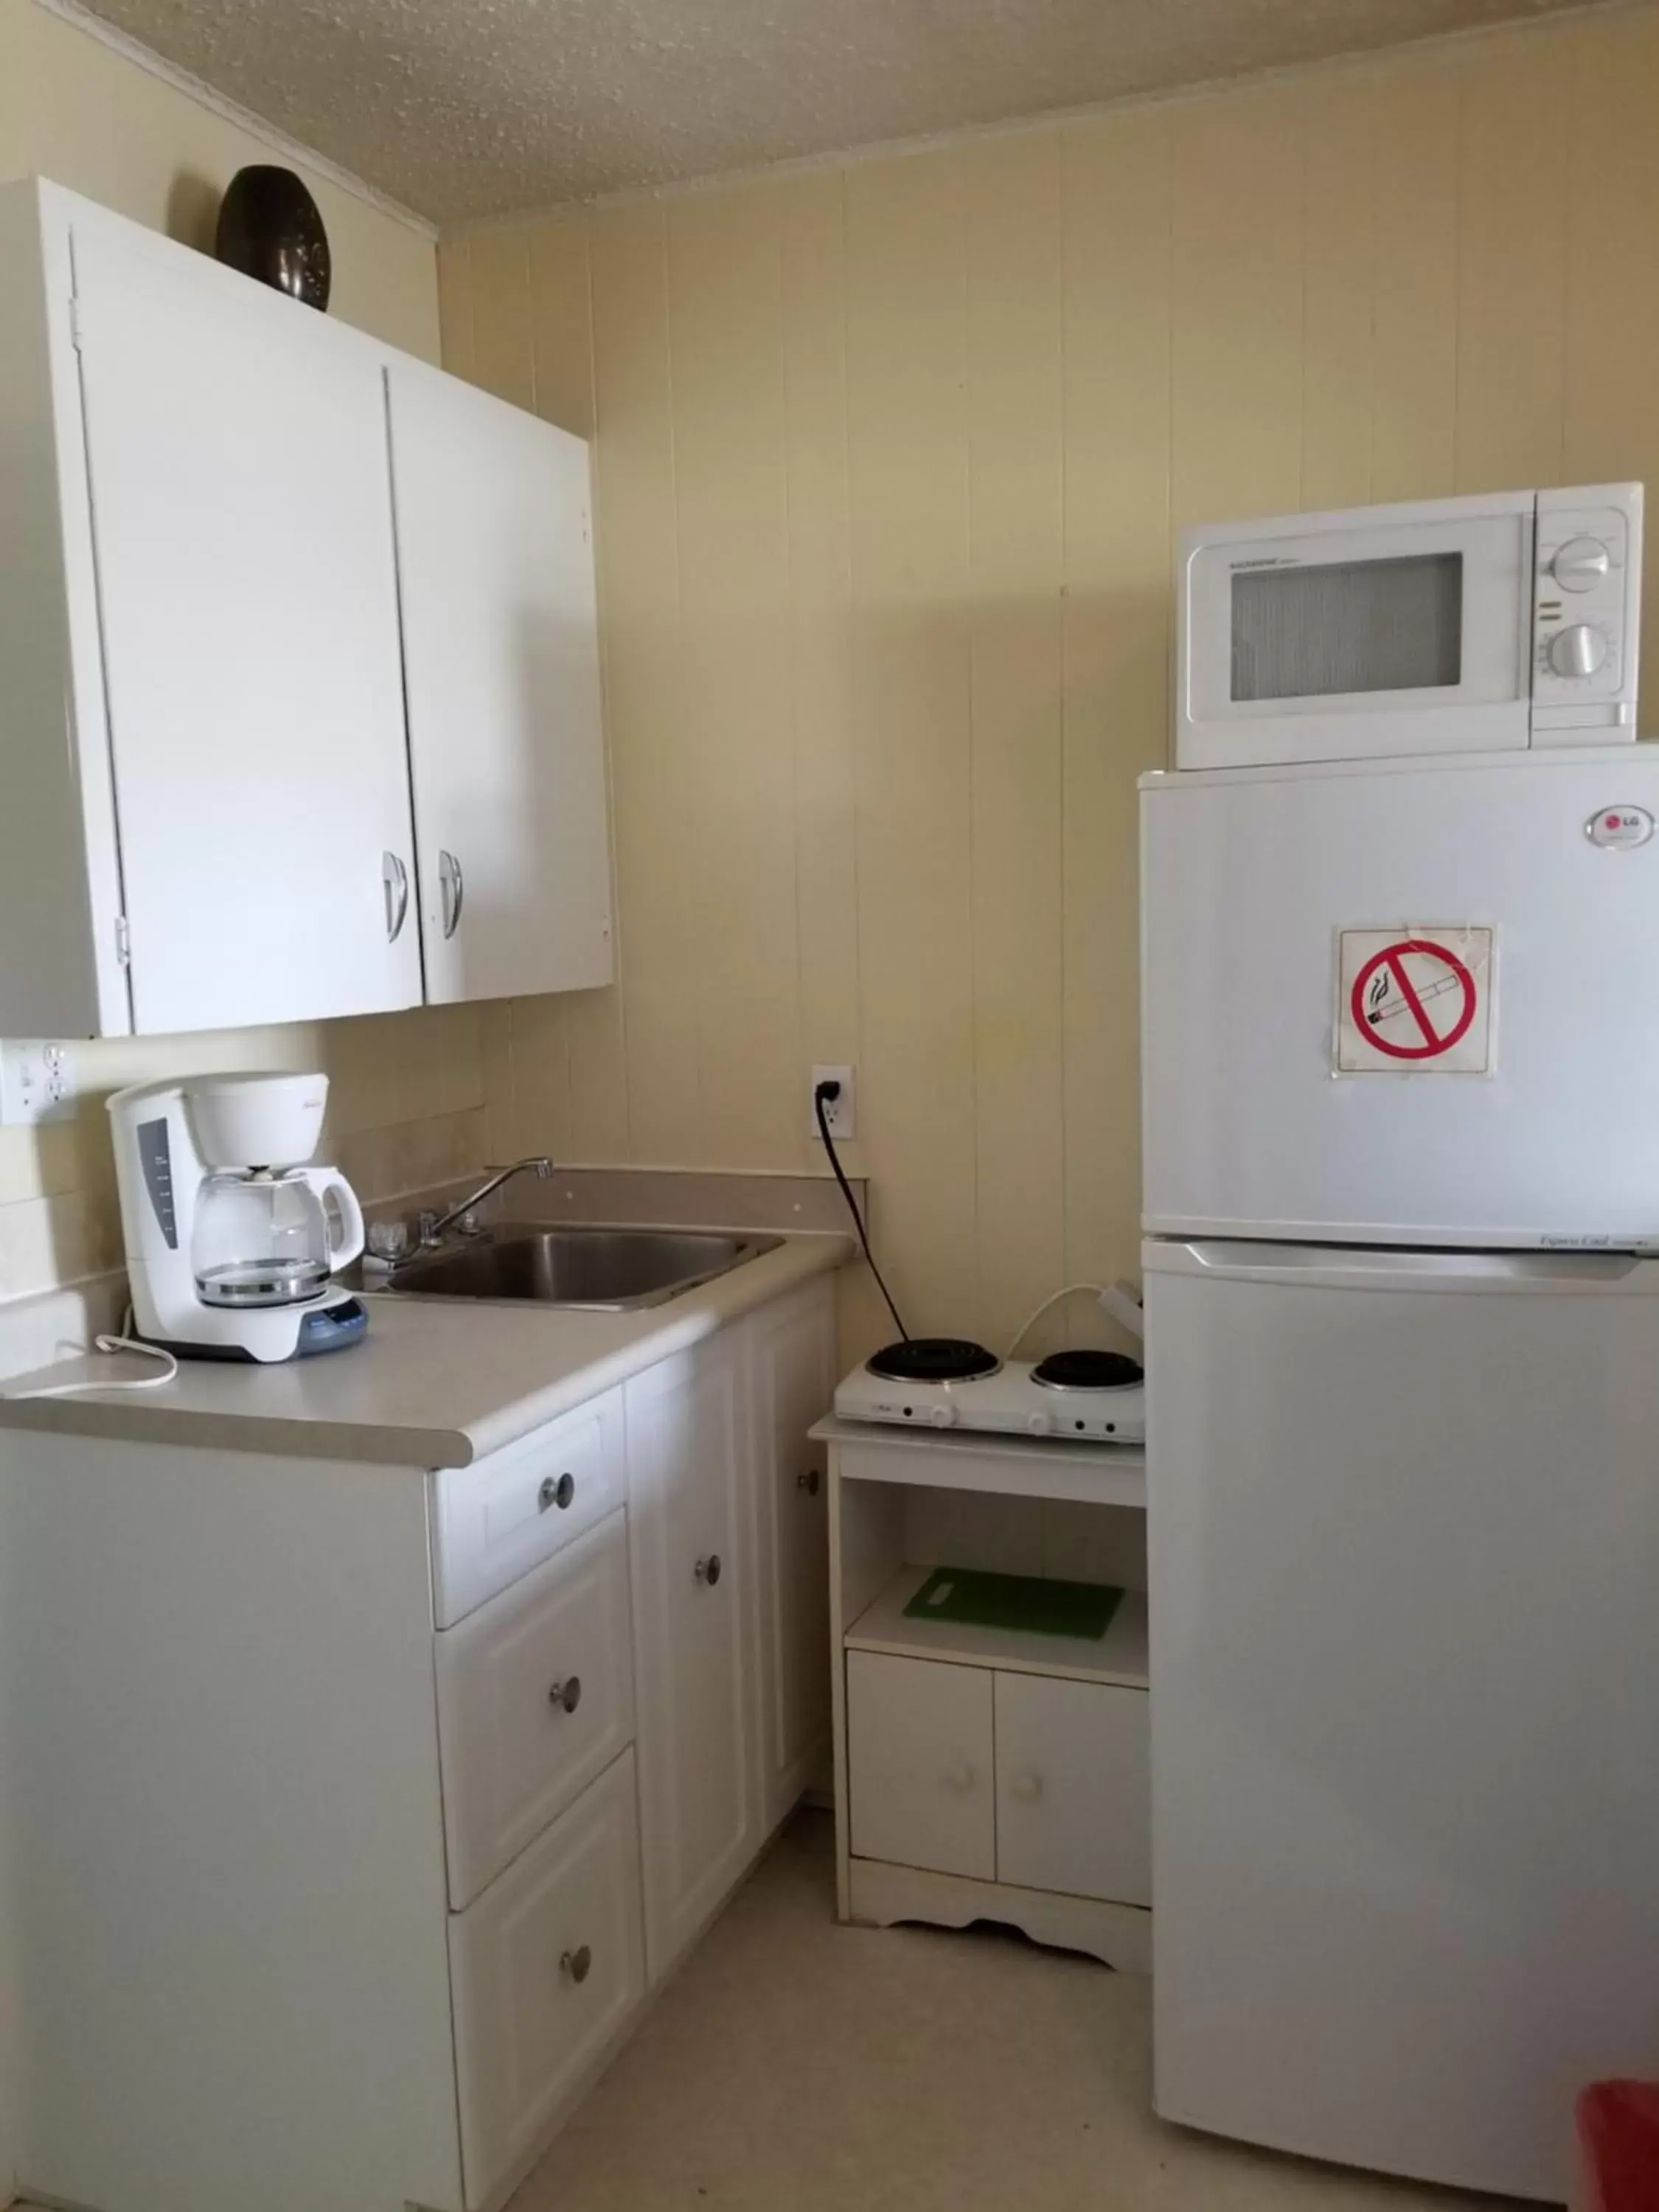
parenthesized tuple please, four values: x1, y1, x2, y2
(66, 0, 1607, 223)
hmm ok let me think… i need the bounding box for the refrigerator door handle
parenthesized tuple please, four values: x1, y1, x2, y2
(1160, 1239, 1651, 1292)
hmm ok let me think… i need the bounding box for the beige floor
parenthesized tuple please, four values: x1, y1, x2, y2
(509, 1810, 1513, 2212)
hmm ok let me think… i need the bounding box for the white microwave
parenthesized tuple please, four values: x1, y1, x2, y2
(1176, 483, 1642, 770)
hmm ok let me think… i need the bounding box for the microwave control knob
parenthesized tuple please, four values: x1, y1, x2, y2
(1552, 536, 1612, 594)
(1549, 623, 1609, 679)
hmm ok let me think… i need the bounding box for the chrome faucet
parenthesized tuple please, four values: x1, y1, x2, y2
(418, 1157, 552, 1246)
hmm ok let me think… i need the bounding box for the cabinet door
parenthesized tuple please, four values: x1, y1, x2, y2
(386, 361, 612, 1006)
(449, 1750, 644, 2211)
(71, 223, 422, 1032)
(747, 1277, 836, 1831)
(625, 1337, 755, 1982)
(846, 1651, 994, 1880)
(994, 1672, 1150, 1905)
(435, 1509, 635, 1910)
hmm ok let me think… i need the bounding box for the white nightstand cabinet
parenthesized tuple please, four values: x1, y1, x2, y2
(818, 1417, 1152, 1971)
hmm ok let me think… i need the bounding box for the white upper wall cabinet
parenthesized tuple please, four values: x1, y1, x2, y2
(387, 362, 613, 1005)
(72, 222, 423, 1034)
(0, 178, 613, 1037)
(0, 184, 139, 1037)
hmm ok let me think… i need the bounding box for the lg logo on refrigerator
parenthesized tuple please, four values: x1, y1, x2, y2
(1586, 805, 1655, 849)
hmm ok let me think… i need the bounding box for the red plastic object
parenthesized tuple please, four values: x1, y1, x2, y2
(1576, 2081, 1659, 2212)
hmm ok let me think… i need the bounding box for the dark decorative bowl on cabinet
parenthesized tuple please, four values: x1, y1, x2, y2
(215, 165, 331, 311)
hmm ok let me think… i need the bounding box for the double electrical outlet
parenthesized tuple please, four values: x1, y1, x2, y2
(0, 1040, 77, 1126)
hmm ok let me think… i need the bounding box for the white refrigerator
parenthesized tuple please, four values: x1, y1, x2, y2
(1141, 745, 1659, 2202)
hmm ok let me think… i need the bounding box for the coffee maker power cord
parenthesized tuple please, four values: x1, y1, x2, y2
(2, 1321, 178, 1399)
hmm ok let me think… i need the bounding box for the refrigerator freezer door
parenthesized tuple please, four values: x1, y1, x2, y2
(1141, 748, 1659, 1246)
(1144, 1238, 1659, 2199)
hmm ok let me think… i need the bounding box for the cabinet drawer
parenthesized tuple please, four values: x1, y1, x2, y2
(449, 1750, 645, 2212)
(430, 1388, 624, 1626)
(436, 1508, 634, 1909)
(846, 1651, 993, 1881)
(994, 1672, 1150, 1905)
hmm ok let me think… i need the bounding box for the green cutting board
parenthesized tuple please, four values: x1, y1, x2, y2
(902, 1565, 1122, 1641)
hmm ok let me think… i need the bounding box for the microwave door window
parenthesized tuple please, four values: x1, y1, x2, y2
(1230, 552, 1464, 703)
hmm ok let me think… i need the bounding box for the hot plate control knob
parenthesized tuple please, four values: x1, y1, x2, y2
(928, 1403, 954, 1428)
(1027, 1412, 1050, 1436)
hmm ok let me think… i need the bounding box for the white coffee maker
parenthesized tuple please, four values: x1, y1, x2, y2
(108, 1072, 369, 1362)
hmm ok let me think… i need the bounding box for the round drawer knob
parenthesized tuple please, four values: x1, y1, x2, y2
(1009, 1770, 1043, 1805)
(560, 1944, 592, 1985)
(549, 1675, 582, 1715)
(796, 1467, 821, 1496)
(538, 1472, 577, 1513)
(945, 1761, 976, 1793)
(695, 1554, 723, 1587)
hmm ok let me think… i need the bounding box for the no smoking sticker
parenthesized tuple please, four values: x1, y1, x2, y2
(1335, 928, 1495, 1074)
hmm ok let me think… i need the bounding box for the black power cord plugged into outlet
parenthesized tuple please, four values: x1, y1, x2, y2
(813, 1079, 908, 1343)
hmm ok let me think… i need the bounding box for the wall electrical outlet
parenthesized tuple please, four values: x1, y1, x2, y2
(0, 1040, 77, 1127)
(810, 1065, 855, 1142)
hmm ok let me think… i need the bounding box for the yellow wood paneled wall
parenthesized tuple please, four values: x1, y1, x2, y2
(442, 5, 1659, 1355)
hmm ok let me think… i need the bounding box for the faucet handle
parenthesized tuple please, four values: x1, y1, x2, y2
(366, 1218, 409, 1263)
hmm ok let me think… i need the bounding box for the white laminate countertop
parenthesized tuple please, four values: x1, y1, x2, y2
(0, 1236, 851, 1469)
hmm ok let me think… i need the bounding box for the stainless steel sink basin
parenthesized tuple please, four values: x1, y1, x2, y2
(372, 1224, 781, 1311)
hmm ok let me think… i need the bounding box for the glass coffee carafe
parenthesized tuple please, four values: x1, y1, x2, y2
(191, 1166, 363, 1309)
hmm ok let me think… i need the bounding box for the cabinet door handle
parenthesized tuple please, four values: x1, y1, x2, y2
(548, 1675, 582, 1714)
(560, 1944, 592, 1985)
(1009, 1769, 1043, 1805)
(694, 1553, 722, 1587)
(538, 1472, 577, 1512)
(382, 852, 410, 942)
(439, 848, 465, 939)
(796, 1467, 821, 1496)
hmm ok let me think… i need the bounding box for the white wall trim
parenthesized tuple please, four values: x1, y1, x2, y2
(442, 0, 1646, 237)
(30, 0, 437, 238)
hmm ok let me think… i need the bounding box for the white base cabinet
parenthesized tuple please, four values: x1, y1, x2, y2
(823, 1418, 1152, 1974)
(626, 1273, 837, 1983)
(749, 1282, 836, 1831)
(0, 1436, 465, 2212)
(625, 1331, 758, 1983)
(0, 1271, 840, 2212)
(845, 1652, 1151, 1907)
